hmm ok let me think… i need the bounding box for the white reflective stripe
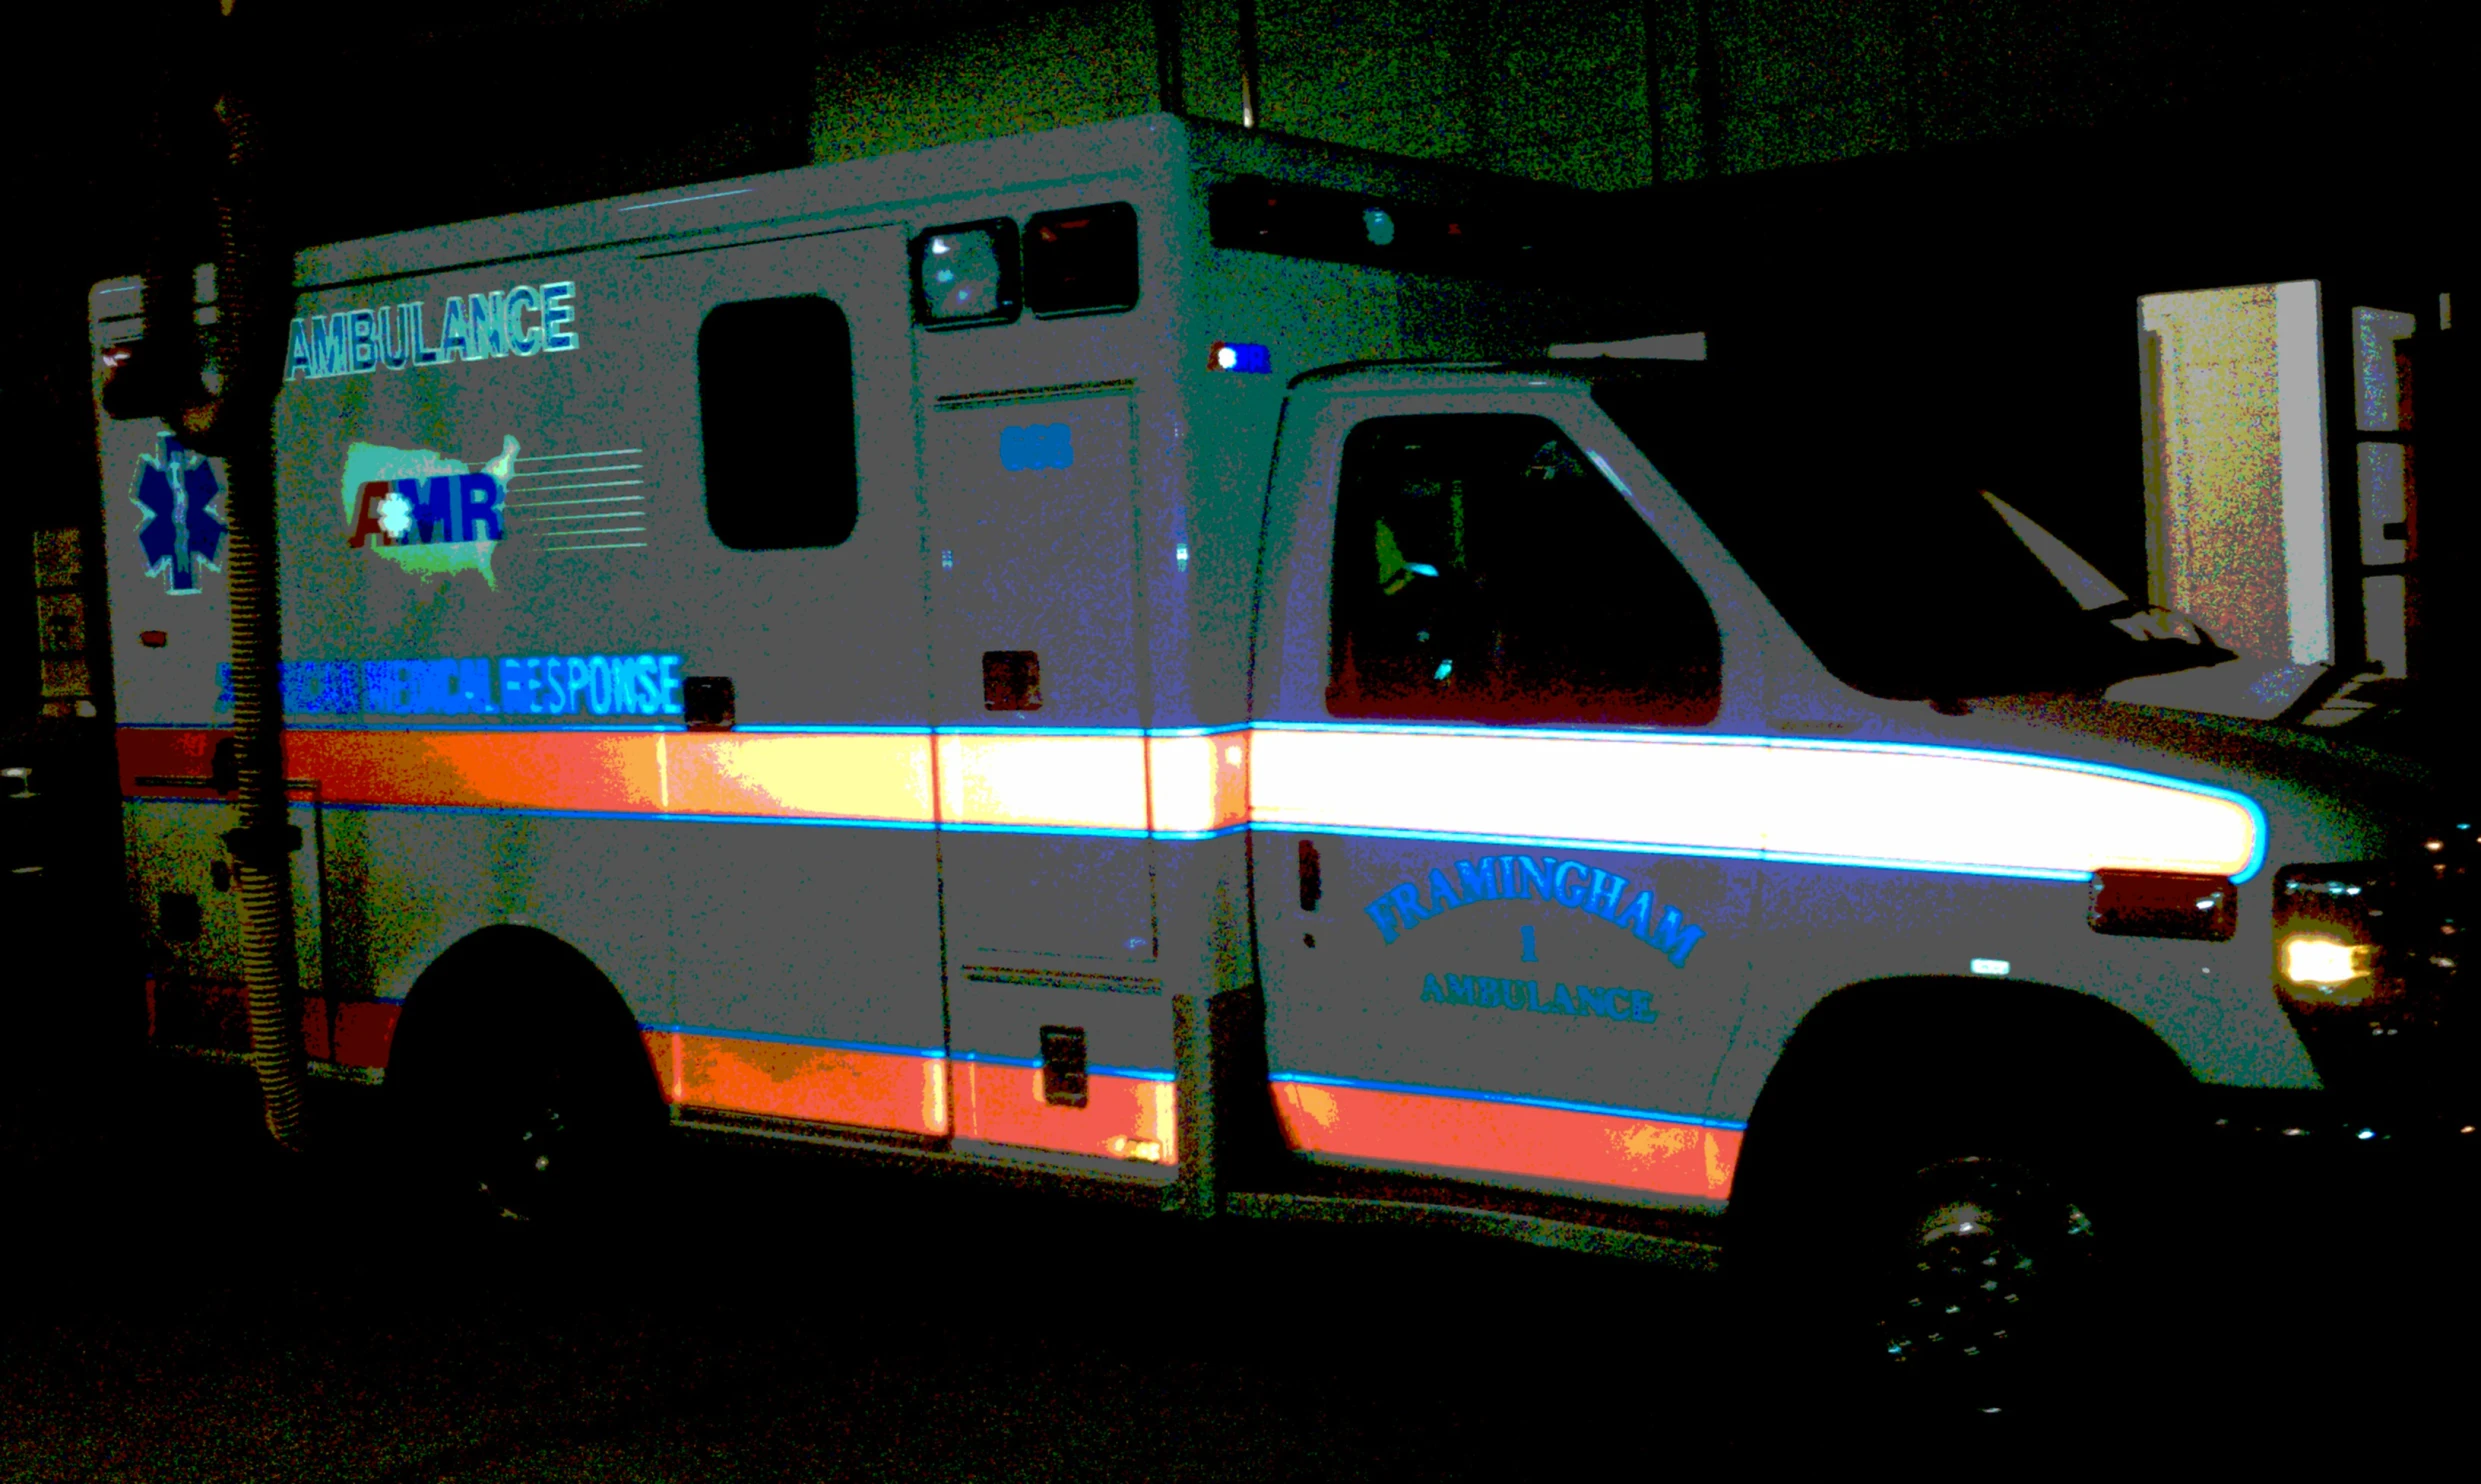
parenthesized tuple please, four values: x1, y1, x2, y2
(668, 732, 935, 821)
(1251, 728, 1770, 857)
(1761, 740, 2256, 878)
(1250, 728, 2261, 881)
(500, 724, 2261, 877)
(1146, 731, 1251, 836)
(935, 732, 1151, 831)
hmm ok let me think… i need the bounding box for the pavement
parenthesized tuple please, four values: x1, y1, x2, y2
(3, 1033, 2475, 1480)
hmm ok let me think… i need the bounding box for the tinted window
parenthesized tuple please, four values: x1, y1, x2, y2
(1588, 361, 2232, 700)
(698, 297, 856, 550)
(1328, 414, 1721, 726)
(1025, 203, 1139, 318)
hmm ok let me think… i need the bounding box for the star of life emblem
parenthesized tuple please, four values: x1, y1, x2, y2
(130, 431, 227, 596)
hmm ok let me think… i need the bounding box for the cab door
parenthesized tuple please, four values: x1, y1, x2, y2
(1250, 392, 1762, 1208)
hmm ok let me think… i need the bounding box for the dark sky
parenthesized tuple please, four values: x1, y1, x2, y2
(4, 0, 2455, 535)
(7, 0, 831, 529)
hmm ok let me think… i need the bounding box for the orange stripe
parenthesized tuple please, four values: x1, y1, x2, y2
(649, 1030, 948, 1136)
(952, 1061, 1179, 1165)
(664, 732, 933, 821)
(123, 724, 1220, 833)
(118, 725, 1257, 834)
(1272, 1080, 1738, 1201)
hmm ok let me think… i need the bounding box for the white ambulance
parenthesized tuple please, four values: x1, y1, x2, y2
(90, 112, 2464, 1387)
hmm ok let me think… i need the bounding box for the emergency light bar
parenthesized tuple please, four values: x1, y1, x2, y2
(1208, 341, 1271, 373)
(1206, 176, 1532, 277)
(910, 219, 1020, 330)
(1026, 203, 1140, 318)
(912, 202, 1142, 329)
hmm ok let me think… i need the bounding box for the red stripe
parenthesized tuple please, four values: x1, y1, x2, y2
(144, 976, 396, 1071)
(648, 1030, 947, 1136)
(1272, 1080, 1739, 1201)
(120, 727, 668, 813)
(953, 1061, 1179, 1165)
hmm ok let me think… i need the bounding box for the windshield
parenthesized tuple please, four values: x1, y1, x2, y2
(1589, 366, 2231, 702)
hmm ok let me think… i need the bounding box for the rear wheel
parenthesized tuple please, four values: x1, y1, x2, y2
(442, 1020, 650, 1225)
(387, 928, 665, 1231)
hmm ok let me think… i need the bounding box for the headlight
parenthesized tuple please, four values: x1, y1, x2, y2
(2275, 864, 2404, 1009)
(2280, 934, 2371, 993)
(2269, 824, 2475, 1124)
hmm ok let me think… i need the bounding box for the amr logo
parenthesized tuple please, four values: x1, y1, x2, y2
(341, 435, 518, 588)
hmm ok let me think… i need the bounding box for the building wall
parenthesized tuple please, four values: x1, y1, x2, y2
(806, 1, 2194, 189)
(810, 0, 1656, 190)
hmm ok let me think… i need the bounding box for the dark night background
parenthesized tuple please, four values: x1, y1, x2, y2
(3, 2, 2468, 1476)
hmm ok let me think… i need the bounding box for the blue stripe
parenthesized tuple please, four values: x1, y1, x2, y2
(119, 793, 1248, 843)
(121, 794, 948, 831)
(1270, 1068, 1745, 1131)
(1284, 822, 1767, 865)
(136, 720, 1243, 739)
(107, 794, 2125, 881)
(642, 1021, 946, 1059)
(953, 1050, 1175, 1082)
(1285, 823, 2096, 882)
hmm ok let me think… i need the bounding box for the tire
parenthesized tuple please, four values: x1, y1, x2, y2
(1729, 1038, 2170, 1424)
(388, 929, 665, 1231)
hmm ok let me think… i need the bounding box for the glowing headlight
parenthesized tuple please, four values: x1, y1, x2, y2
(2282, 936, 2368, 987)
(2272, 863, 2391, 1009)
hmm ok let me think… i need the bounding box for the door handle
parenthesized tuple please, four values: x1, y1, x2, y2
(1298, 839, 1322, 913)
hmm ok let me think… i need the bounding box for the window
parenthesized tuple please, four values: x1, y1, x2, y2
(1328, 414, 1720, 726)
(1589, 366, 2236, 701)
(1025, 203, 1139, 318)
(697, 296, 857, 550)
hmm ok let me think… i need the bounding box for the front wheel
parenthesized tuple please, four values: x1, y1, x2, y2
(1730, 1066, 2168, 1422)
(1859, 1153, 2102, 1400)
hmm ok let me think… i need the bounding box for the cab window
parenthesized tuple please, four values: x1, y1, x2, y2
(1327, 414, 1721, 725)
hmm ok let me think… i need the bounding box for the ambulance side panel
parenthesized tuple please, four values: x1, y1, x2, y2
(261, 219, 951, 1133)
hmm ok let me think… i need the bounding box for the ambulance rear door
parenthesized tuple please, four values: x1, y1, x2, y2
(1249, 384, 1766, 1209)
(631, 224, 948, 1138)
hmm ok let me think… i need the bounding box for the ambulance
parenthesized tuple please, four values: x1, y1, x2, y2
(89, 111, 2466, 1382)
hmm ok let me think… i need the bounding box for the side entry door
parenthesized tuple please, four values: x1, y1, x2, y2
(633, 226, 949, 1139)
(925, 388, 1174, 1165)
(1251, 398, 1759, 1208)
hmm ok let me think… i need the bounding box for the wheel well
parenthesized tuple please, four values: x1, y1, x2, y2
(1741, 976, 2194, 1163)
(383, 925, 662, 1120)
